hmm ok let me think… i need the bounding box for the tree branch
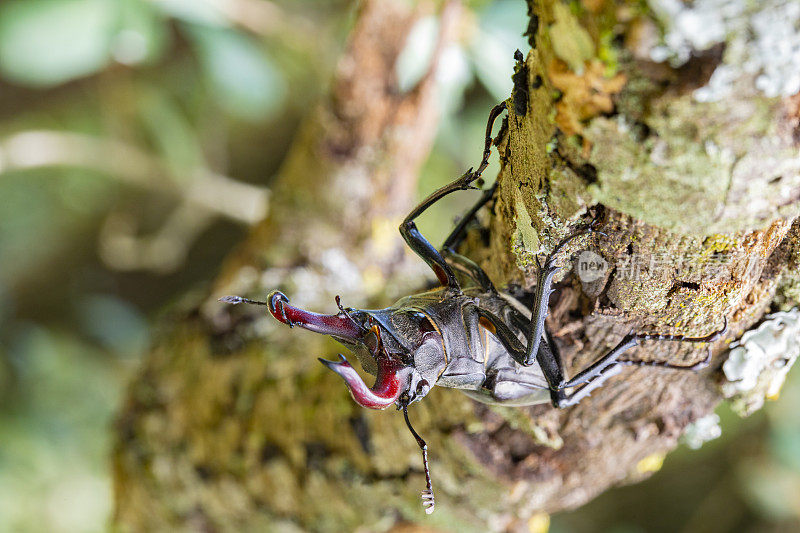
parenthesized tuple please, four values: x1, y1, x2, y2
(113, 0, 800, 530)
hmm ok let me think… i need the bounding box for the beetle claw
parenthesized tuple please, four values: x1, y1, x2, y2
(421, 488, 435, 514)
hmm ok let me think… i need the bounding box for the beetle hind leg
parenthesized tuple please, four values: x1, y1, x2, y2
(550, 318, 727, 407)
(616, 317, 727, 371)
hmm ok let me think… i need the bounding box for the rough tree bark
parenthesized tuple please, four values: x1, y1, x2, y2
(114, 1, 800, 532)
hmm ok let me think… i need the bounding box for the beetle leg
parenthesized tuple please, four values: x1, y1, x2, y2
(547, 333, 688, 408)
(440, 184, 498, 292)
(558, 333, 642, 390)
(442, 249, 497, 293)
(554, 318, 727, 401)
(480, 291, 725, 408)
(522, 223, 601, 367)
(441, 182, 498, 253)
(401, 401, 435, 514)
(438, 103, 505, 291)
(475, 102, 507, 178)
(471, 221, 594, 380)
(550, 362, 624, 408)
(549, 340, 719, 409)
(616, 317, 727, 372)
(401, 215, 462, 288)
(473, 307, 569, 397)
(476, 306, 571, 406)
(400, 103, 506, 290)
(463, 224, 600, 376)
(618, 346, 712, 371)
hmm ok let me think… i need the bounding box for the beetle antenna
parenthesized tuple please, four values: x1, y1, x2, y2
(218, 295, 268, 306)
(402, 401, 435, 514)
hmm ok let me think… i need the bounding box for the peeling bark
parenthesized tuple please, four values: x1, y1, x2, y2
(114, 1, 800, 532)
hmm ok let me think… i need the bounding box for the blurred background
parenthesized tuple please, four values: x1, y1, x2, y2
(0, 1, 798, 531)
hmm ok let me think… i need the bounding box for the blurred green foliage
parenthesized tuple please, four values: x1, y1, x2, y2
(0, 324, 134, 532)
(0, 1, 797, 532)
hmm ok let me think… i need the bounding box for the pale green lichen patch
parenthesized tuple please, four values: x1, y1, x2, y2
(586, 92, 800, 234)
(581, 0, 800, 235)
(514, 187, 540, 254)
(550, 2, 595, 73)
(546, 166, 593, 220)
(586, 113, 728, 234)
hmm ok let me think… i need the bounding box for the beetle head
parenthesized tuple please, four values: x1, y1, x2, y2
(242, 290, 443, 409)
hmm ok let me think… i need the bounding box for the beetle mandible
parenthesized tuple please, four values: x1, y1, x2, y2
(221, 102, 726, 514)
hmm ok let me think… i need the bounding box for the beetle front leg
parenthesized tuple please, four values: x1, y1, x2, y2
(468, 219, 601, 372)
(441, 182, 498, 254)
(399, 102, 506, 290)
(440, 183, 499, 293)
(473, 223, 595, 378)
(401, 215, 462, 289)
(522, 224, 602, 366)
(400, 171, 491, 289)
(475, 311, 572, 407)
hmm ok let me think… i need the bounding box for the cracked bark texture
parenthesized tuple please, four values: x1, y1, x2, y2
(114, 1, 800, 532)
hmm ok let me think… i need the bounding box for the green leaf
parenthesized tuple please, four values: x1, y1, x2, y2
(77, 294, 149, 356)
(112, 0, 169, 66)
(137, 89, 205, 180)
(185, 23, 286, 121)
(151, 0, 230, 27)
(0, 0, 116, 87)
(395, 16, 438, 93)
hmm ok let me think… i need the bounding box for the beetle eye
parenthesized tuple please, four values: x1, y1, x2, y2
(407, 311, 435, 333)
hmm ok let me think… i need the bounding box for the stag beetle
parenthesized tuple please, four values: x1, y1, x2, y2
(221, 102, 726, 514)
